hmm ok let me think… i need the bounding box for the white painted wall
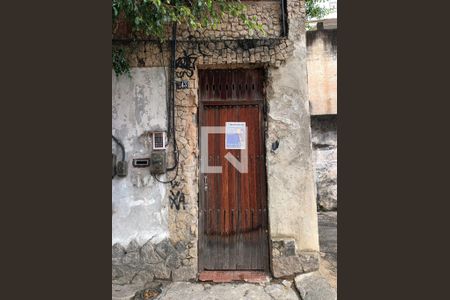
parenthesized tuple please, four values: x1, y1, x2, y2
(112, 67, 169, 246)
(307, 29, 337, 115)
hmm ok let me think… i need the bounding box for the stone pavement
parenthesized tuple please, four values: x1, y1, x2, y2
(114, 276, 336, 300)
(317, 211, 337, 289)
(155, 281, 299, 300)
(112, 212, 337, 300)
(113, 280, 298, 300)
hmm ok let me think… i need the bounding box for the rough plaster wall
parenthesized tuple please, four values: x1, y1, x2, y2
(112, 67, 169, 246)
(311, 115, 337, 211)
(266, 31, 319, 252)
(306, 29, 337, 115)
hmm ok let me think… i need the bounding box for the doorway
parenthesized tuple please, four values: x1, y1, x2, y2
(198, 69, 269, 273)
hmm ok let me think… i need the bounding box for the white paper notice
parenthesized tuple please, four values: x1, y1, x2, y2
(225, 122, 247, 149)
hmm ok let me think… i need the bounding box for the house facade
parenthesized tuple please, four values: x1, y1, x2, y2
(307, 23, 337, 212)
(112, 0, 320, 284)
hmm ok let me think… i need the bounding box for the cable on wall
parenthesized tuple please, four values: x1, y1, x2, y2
(112, 135, 126, 161)
(153, 21, 180, 184)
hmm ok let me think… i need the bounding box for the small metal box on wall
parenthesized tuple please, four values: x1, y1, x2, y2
(150, 132, 167, 175)
(150, 151, 166, 174)
(152, 132, 167, 150)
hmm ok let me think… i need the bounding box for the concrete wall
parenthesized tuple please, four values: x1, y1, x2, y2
(112, 68, 169, 246)
(267, 37, 320, 279)
(267, 48, 319, 251)
(112, 68, 198, 285)
(265, 0, 320, 278)
(112, 68, 200, 285)
(306, 28, 337, 115)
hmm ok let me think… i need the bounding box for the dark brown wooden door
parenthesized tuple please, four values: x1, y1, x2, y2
(198, 69, 269, 272)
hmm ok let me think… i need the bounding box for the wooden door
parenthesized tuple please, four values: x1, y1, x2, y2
(198, 69, 269, 272)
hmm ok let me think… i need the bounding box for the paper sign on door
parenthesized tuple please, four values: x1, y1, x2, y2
(225, 122, 247, 149)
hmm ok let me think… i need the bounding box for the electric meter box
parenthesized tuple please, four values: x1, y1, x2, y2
(150, 151, 166, 175)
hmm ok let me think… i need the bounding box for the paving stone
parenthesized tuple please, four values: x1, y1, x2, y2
(264, 284, 298, 300)
(282, 279, 292, 288)
(134, 283, 164, 300)
(294, 272, 337, 300)
(112, 284, 142, 300)
(318, 212, 337, 256)
(318, 211, 337, 289)
(155, 282, 300, 300)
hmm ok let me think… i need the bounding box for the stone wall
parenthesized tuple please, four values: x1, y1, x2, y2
(177, 1, 283, 40)
(114, 0, 292, 70)
(311, 115, 337, 211)
(306, 28, 337, 115)
(124, 34, 295, 69)
(113, 1, 283, 41)
(112, 0, 320, 284)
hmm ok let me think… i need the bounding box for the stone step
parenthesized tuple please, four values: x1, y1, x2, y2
(198, 271, 270, 283)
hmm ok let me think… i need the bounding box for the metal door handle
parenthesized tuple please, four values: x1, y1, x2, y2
(204, 176, 208, 191)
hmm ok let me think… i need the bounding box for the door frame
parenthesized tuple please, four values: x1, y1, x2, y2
(197, 68, 270, 274)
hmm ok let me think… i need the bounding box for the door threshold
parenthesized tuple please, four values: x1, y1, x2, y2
(198, 271, 270, 283)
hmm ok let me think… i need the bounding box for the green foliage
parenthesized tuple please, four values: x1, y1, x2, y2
(112, 0, 262, 39)
(111, 0, 334, 75)
(112, 0, 264, 75)
(112, 47, 131, 77)
(305, 0, 335, 30)
(305, 0, 333, 20)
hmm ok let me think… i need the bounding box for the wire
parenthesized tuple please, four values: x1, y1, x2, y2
(153, 163, 179, 184)
(112, 135, 125, 161)
(158, 41, 171, 136)
(158, 40, 178, 172)
(154, 21, 179, 184)
(166, 145, 179, 171)
(165, 21, 179, 173)
(153, 148, 179, 184)
(112, 37, 287, 44)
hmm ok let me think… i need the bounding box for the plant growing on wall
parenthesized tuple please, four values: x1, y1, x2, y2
(112, 0, 263, 76)
(112, 0, 335, 75)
